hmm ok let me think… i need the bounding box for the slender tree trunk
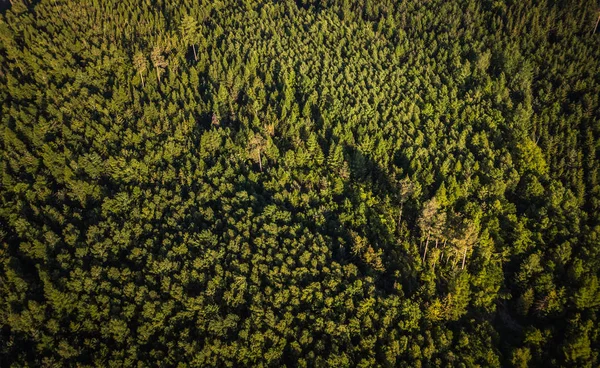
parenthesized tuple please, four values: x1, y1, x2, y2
(155, 67, 161, 84)
(422, 232, 430, 262)
(139, 71, 145, 87)
(433, 247, 440, 269)
(192, 44, 198, 61)
(593, 12, 600, 35)
(461, 247, 467, 270)
(258, 150, 263, 172)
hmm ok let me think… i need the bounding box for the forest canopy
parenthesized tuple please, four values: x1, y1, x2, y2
(1, 0, 600, 366)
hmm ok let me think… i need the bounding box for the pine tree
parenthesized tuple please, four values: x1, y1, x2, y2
(151, 44, 168, 84)
(133, 52, 147, 87)
(180, 15, 200, 61)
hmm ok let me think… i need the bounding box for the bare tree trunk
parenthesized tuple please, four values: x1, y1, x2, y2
(461, 247, 467, 270)
(433, 240, 440, 269)
(258, 150, 263, 172)
(155, 67, 161, 84)
(422, 232, 430, 262)
(593, 12, 600, 35)
(192, 44, 198, 61)
(139, 71, 145, 87)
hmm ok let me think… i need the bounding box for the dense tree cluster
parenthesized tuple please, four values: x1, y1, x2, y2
(1, 0, 599, 366)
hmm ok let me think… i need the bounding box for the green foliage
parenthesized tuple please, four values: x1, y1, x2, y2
(1, 0, 599, 366)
